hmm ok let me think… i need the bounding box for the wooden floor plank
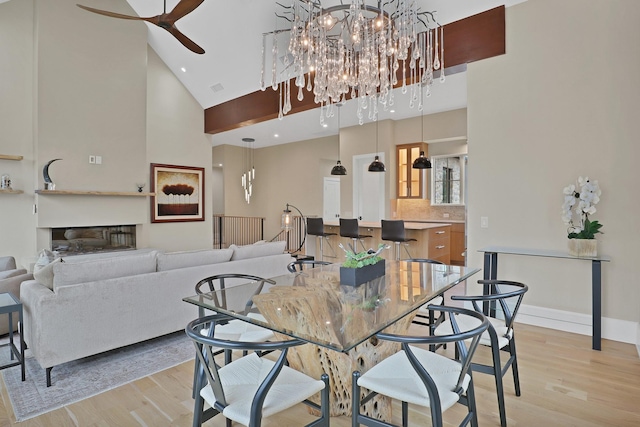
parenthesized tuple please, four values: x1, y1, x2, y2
(0, 323, 638, 426)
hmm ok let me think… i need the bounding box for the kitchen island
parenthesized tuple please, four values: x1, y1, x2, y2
(311, 220, 452, 263)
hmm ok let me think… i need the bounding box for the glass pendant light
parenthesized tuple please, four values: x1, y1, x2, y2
(412, 110, 432, 169)
(331, 103, 347, 175)
(368, 118, 386, 172)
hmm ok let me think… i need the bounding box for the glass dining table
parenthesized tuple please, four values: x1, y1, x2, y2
(183, 260, 480, 419)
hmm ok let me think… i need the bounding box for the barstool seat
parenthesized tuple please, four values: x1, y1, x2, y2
(381, 219, 417, 260)
(339, 218, 372, 253)
(307, 217, 336, 261)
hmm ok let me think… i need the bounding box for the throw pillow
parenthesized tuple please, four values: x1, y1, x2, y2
(33, 249, 58, 272)
(33, 258, 63, 290)
(230, 240, 287, 261)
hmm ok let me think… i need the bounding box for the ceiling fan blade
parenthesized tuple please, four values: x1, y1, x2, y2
(166, 26, 205, 54)
(76, 4, 147, 21)
(166, 0, 205, 21)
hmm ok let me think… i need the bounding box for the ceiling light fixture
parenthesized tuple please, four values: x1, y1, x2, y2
(261, 0, 446, 124)
(412, 109, 432, 169)
(241, 137, 255, 204)
(368, 117, 385, 172)
(331, 103, 347, 176)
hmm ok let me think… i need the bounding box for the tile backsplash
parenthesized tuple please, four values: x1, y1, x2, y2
(393, 199, 466, 221)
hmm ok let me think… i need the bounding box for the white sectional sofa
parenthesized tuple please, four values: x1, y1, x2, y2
(20, 242, 294, 386)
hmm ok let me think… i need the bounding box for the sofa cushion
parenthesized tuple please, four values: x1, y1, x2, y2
(230, 241, 287, 261)
(157, 249, 233, 272)
(53, 251, 157, 288)
(33, 259, 61, 290)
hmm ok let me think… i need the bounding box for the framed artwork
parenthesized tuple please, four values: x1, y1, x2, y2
(150, 163, 205, 223)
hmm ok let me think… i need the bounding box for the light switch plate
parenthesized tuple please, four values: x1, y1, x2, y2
(481, 217, 489, 228)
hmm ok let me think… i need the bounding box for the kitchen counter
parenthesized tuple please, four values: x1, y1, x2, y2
(324, 220, 452, 230)
(398, 218, 466, 224)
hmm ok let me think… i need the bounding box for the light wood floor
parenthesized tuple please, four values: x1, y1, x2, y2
(1, 323, 639, 426)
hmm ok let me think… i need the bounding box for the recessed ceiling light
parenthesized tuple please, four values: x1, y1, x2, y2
(218, 163, 223, 167)
(210, 83, 224, 93)
(390, 109, 395, 113)
(274, 134, 279, 138)
(180, 67, 186, 72)
(322, 123, 328, 128)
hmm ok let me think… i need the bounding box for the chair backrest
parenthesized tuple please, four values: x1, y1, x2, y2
(194, 274, 275, 317)
(452, 279, 528, 336)
(405, 258, 445, 265)
(306, 217, 325, 236)
(381, 219, 406, 242)
(339, 218, 360, 238)
(376, 305, 489, 400)
(185, 314, 307, 410)
(287, 259, 332, 273)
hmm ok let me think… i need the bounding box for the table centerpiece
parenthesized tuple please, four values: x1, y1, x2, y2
(339, 243, 387, 287)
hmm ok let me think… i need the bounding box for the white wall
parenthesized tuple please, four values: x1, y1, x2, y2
(467, 0, 640, 341)
(0, 0, 213, 265)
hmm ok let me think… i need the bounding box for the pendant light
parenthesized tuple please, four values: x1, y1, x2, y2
(331, 103, 347, 175)
(412, 110, 432, 169)
(368, 117, 386, 172)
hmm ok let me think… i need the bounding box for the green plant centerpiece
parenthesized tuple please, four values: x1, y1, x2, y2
(339, 243, 387, 287)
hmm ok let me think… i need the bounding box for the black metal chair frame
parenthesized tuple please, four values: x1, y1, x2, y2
(381, 219, 417, 260)
(339, 218, 372, 253)
(186, 314, 330, 427)
(306, 217, 337, 261)
(405, 258, 447, 351)
(352, 305, 489, 427)
(450, 279, 528, 427)
(287, 259, 332, 273)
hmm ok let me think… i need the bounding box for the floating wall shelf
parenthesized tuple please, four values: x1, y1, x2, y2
(35, 190, 154, 197)
(0, 154, 24, 161)
(0, 189, 23, 194)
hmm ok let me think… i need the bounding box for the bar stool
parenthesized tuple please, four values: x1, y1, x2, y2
(339, 218, 372, 253)
(306, 217, 336, 261)
(381, 219, 417, 260)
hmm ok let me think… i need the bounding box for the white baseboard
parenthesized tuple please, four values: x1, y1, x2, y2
(517, 304, 639, 349)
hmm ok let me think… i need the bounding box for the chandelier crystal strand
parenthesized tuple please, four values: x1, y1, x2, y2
(440, 24, 446, 83)
(260, 34, 267, 91)
(271, 31, 278, 91)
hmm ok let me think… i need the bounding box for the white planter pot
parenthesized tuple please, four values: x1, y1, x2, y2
(568, 238, 597, 257)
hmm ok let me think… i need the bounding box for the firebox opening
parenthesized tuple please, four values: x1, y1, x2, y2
(51, 225, 136, 256)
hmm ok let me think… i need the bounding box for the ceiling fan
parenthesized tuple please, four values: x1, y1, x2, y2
(77, 0, 205, 54)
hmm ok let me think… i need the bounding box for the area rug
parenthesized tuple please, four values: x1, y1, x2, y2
(1, 331, 194, 422)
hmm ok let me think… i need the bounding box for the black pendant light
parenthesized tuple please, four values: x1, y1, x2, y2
(368, 117, 386, 172)
(331, 103, 347, 175)
(413, 110, 432, 169)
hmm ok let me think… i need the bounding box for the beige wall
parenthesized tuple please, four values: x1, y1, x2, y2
(0, 0, 212, 265)
(467, 0, 640, 330)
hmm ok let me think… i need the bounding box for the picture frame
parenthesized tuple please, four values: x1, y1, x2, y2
(150, 163, 205, 223)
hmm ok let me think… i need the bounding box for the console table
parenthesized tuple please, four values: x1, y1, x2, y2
(479, 246, 610, 351)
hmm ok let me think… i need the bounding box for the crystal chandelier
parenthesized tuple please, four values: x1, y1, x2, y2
(241, 138, 255, 204)
(261, 0, 446, 125)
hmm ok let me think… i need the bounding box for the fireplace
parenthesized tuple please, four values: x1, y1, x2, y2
(51, 225, 136, 256)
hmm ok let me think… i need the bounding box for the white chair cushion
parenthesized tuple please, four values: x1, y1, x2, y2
(435, 314, 512, 349)
(200, 353, 325, 426)
(201, 314, 275, 343)
(357, 346, 469, 412)
(416, 295, 444, 315)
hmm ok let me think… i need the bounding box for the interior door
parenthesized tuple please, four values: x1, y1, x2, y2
(353, 153, 385, 222)
(323, 177, 340, 221)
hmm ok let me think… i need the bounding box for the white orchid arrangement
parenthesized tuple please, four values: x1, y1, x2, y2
(562, 176, 603, 239)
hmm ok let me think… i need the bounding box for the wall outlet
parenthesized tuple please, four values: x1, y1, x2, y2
(443, 213, 450, 218)
(481, 216, 489, 228)
(89, 155, 96, 164)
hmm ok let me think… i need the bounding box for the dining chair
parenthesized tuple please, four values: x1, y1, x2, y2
(306, 217, 337, 261)
(352, 305, 489, 427)
(339, 218, 372, 253)
(405, 258, 447, 351)
(186, 314, 330, 427)
(435, 279, 528, 427)
(192, 274, 276, 397)
(287, 259, 332, 273)
(381, 219, 417, 260)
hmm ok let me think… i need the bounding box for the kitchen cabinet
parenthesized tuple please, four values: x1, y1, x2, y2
(449, 223, 466, 266)
(396, 143, 427, 199)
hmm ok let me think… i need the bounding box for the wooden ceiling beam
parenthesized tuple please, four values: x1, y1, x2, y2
(204, 6, 505, 135)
